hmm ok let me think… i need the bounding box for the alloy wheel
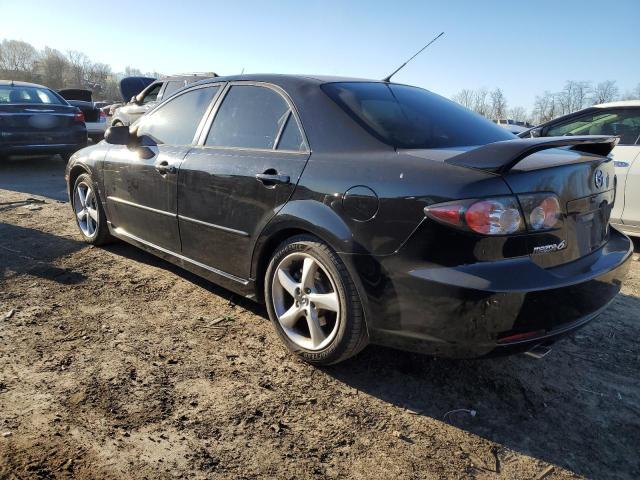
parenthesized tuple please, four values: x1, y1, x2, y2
(73, 181, 98, 238)
(271, 252, 341, 351)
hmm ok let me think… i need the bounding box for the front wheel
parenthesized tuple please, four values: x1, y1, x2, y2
(265, 235, 368, 365)
(71, 173, 114, 245)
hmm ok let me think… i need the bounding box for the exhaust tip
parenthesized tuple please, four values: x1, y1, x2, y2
(524, 343, 553, 359)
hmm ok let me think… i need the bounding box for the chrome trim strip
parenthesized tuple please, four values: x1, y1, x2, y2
(107, 196, 176, 218)
(178, 215, 249, 237)
(113, 227, 249, 285)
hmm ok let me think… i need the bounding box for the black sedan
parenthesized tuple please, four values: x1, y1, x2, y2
(0, 80, 87, 160)
(65, 74, 632, 365)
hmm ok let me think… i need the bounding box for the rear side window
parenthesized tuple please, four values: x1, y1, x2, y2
(136, 86, 218, 145)
(277, 113, 306, 151)
(546, 109, 640, 145)
(322, 82, 514, 149)
(206, 85, 293, 150)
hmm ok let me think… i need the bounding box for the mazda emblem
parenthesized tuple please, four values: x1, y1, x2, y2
(594, 169, 604, 189)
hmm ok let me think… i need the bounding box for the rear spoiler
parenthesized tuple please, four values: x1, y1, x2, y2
(446, 136, 619, 174)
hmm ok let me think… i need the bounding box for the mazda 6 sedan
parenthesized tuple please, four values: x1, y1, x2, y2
(65, 74, 632, 365)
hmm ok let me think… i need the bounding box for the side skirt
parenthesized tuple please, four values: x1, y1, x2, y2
(108, 222, 257, 300)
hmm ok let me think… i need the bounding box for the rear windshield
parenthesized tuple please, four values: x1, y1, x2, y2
(322, 82, 514, 149)
(0, 85, 65, 105)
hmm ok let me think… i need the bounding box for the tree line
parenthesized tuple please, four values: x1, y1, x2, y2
(0, 39, 160, 102)
(2, 37, 639, 125)
(453, 80, 640, 125)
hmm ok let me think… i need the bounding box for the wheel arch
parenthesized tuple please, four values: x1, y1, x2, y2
(250, 201, 371, 337)
(67, 163, 92, 200)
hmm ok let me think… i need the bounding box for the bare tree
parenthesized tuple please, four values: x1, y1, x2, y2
(509, 106, 527, 122)
(620, 83, 640, 100)
(0, 39, 39, 81)
(38, 47, 69, 89)
(452, 89, 475, 109)
(66, 50, 92, 87)
(559, 80, 592, 115)
(489, 88, 507, 120)
(591, 80, 618, 105)
(472, 88, 489, 116)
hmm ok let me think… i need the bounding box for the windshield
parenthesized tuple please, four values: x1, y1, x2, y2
(322, 82, 514, 149)
(0, 85, 65, 105)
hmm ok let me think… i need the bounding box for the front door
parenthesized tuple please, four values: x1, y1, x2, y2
(178, 83, 310, 278)
(102, 84, 220, 251)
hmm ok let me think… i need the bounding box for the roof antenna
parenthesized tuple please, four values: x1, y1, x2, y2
(382, 32, 444, 83)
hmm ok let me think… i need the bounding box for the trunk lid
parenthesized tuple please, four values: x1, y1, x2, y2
(504, 148, 615, 267)
(0, 103, 79, 146)
(441, 136, 619, 268)
(58, 88, 93, 102)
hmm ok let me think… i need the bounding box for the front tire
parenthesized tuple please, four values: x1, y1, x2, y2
(71, 173, 113, 245)
(265, 235, 368, 365)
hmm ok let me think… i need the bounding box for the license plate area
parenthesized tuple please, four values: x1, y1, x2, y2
(567, 189, 614, 254)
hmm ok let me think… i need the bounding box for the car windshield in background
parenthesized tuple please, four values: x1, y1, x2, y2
(0, 86, 65, 105)
(322, 82, 514, 149)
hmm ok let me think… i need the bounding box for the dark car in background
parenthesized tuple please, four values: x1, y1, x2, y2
(58, 88, 107, 143)
(0, 80, 87, 160)
(66, 74, 632, 365)
(111, 73, 218, 126)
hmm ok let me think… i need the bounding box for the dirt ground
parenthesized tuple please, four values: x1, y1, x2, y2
(1, 157, 639, 479)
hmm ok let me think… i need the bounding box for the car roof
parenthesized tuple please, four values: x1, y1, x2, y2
(0, 80, 50, 89)
(193, 73, 383, 87)
(594, 99, 640, 108)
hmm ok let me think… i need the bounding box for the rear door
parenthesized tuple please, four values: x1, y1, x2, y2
(178, 82, 310, 279)
(102, 84, 220, 251)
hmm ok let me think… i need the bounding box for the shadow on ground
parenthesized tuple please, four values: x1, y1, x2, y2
(0, 222, 86, 284)
(325, 290, 640, 478)
(0, 155, 68, 202)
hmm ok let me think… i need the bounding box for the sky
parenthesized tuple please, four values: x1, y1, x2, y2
(1, 0, 638, 110)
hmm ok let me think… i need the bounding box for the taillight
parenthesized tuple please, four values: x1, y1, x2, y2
(99, 110, 107, 122)
(73, 109, 85, 123)
(425, 196, 524, 235)
(518, 193, 561, 231)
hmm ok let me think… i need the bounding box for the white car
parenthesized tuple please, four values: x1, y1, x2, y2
(521, 100, 640, 237)
(496, 119, 532, 135)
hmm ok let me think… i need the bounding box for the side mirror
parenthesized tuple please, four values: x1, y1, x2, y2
(104, 125, 131, 145)
(529, 127, 543, 138)
(130, 95, 141, 105)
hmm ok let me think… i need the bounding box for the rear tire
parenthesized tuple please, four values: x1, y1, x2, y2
(265, 235, 368, 365)
(71, 173, 114, 246)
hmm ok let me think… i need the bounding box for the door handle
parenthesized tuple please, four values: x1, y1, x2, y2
(155, 160, 177, 175)
(256, 171, 290, 186)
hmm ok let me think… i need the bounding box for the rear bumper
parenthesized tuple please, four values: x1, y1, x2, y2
(351, 228, 633, 358)
(1, 143, 87, 156)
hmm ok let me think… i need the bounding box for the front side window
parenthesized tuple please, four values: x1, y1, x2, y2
(0, 86, 64, 105)
(206, 85, 296, 150)
(162, 81, 185, 99)
(322, 82, 514, 149)
(546, 109, 640, 145)
(136, 86, 218, 145)
(141, 83, 162, 104)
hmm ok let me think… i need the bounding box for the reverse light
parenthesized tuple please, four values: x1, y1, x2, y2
(518, 194, 561, 231)
(424, 196, 524, 235)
